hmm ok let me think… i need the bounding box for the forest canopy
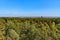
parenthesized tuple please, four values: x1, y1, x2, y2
(0, 17, 60, 40)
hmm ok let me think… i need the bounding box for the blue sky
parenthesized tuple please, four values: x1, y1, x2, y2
(0, 0, 60, 17)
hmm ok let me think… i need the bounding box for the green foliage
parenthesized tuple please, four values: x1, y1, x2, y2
(0, 18, 60, 40)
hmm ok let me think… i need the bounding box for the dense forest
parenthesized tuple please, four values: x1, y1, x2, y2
(0, 17, 60, 40)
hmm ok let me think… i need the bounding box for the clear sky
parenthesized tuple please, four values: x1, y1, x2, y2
(0, 0, 60, 17)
